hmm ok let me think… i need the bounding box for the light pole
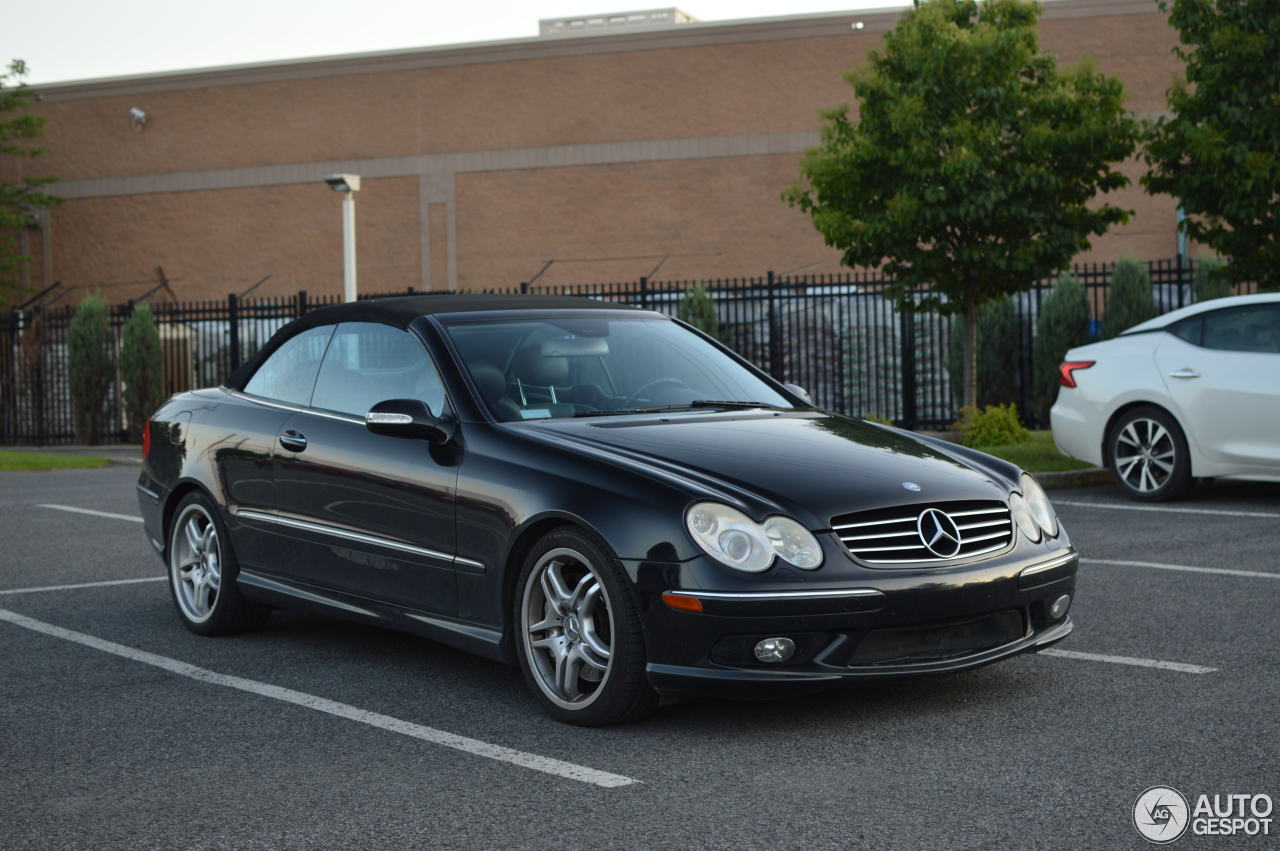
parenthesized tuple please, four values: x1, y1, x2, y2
(324, 174, 361, 301)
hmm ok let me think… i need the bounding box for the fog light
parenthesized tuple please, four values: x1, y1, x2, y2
(753, 637, 796, 663)
(1049, 594, 1071, 620)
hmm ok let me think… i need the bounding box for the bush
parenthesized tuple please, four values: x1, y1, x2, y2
(120, 303, 164, 442)
(947, 296, 1020, 408)
(1032, 273, 1091, 426)
(677, 285, 720, 341)
(954, 403, 1031, 448)
(67, 295, 115, 444)
(1193, 257, 1233, 303)
(1099, 258, 1156, 340)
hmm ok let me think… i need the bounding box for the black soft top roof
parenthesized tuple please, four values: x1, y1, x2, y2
(225, 293, 644, 390)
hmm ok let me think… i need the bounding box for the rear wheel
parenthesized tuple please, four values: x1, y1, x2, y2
(168, 492, 268, 635)
(1107, 406, 1192, 501)
(514, 528, 657, 726)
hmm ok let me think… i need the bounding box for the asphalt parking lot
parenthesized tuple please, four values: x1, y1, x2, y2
(2, 464, 1278, 848)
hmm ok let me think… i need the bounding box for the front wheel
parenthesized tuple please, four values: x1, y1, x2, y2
(168, 492, 269, 635)
(1107, 406, 1192, 501)
(514, 528, 657, 726)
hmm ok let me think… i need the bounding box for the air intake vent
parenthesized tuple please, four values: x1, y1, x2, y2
(832, 500, 1013, 565)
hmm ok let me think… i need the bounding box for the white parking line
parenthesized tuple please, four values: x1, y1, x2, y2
(1040, 648, 1217, 674)
(38, 504, 143, 523)
(1083, 558, 1280, 581)
(0, 577, 166, 595)
(0, 607, 638, 789)
(1055, 500, 1280, 519)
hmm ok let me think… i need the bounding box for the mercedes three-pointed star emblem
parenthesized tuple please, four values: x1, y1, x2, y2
(916, 507, 962, 558)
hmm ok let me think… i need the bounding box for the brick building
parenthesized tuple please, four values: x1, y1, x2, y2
(13, 0, 1186, 303)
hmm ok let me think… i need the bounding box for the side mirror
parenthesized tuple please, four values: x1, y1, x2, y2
(783, 383, 813, 404)
(365, 399, 450, 443)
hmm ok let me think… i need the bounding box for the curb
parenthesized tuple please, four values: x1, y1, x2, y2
(1036, 467, 1113, 490)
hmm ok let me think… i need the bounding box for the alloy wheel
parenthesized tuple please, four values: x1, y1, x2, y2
(521, 548, 614, 710)
(170, 504, 222, 623)
(1113, 417, 1177, 494)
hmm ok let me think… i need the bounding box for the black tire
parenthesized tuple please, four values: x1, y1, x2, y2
(513, 527, 658, 726)
(1107, 406, 1192, 502)
(167, 492, 269, 635)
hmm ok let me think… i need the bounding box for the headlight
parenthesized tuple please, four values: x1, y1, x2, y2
(1008, 492, 1040, 543)
(763, 516, 823, 569)
(685, 502, 822, 572)
(1020, 473, 1058, 537)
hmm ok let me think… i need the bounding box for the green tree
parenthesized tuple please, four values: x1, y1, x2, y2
(676, 285, 720, 341)
(1143, 0, 1279, 292)
(1192, 256, 1233, 303)
(1032, 273, 1091, 425)
(1100, 258, 1156, 340)
(1, 60, 58, 308)
(784, 0, 1139, 409)
(67, 295, 114, 444)
(120, 302, 165, 442)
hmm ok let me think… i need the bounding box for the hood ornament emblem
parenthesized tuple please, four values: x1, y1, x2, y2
(902, 481, 922, 492)
(916, 508, 962, 558)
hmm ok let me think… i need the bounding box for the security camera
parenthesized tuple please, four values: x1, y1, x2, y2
(325, 174, 361, 192)
(130, 107, 148, 128)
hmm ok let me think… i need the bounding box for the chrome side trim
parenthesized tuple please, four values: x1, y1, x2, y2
(135, 482, 162, 501)
(233, 508, 461, 567)
(1019, 551, 1077, 579)
(665, 588, 883, 601)
(222, 388, 365, 425)
(454, 555, 486, 571)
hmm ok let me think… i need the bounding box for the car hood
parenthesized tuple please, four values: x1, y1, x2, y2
(521, 411, 1014, 529)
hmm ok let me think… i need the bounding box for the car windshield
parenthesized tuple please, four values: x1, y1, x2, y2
(441, 314, 796, 421)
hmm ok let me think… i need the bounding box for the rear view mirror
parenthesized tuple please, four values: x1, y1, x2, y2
(365, 399, 450, 443)
(784, 383, 813, 404)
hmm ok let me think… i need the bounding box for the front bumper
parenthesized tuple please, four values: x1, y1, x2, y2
(635, 549, 1078, 698)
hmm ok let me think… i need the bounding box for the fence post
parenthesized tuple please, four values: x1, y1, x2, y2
(296, 290, 308, 318)
(227, 293, 241, 377)
(766, 270, 782, 378)
(899, 300, 917, 429)
(638, 276, 649, 309)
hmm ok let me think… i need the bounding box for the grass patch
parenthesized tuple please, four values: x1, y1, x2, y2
(0, 450, 112, 472)
(973, 431, 1095, 473)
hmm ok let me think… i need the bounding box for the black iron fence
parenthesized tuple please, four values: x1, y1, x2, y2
(1, 258, 1213, 445)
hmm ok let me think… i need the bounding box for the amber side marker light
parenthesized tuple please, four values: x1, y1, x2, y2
(1058, 360, 1096, 388)
(661, 592, 703, 613)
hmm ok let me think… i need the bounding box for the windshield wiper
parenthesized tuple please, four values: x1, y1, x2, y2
(572, 401, 792, 418)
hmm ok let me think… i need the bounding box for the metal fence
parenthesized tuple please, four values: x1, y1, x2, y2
(0, 258, 1213, 445)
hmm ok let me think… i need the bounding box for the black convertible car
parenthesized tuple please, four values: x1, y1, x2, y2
(137, 294, 1077, 725)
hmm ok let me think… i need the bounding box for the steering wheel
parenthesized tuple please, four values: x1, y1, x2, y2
(622, 377, 692, 408)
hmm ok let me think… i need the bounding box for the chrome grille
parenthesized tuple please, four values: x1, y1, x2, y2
(832, 500, 1013, 565)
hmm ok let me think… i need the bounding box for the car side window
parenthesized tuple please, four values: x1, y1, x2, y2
(1200, 305, 1280, 353)
(1170, 317, 1202, 346)
(311, 322, 448, 417)
(243, 324, 335, 405)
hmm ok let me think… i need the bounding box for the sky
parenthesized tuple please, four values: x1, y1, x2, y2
(5, 0, 907, 86)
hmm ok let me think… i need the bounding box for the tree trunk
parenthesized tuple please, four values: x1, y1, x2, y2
(962, 301, 978, 411)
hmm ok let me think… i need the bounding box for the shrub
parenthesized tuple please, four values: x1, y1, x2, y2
(677, 285, 720, 341)
(120, 303, 165, 442)
(67, 295, 115, 444)
(1193, 257, 1233, 303)
(1032, 273, 1091, 426)
(1099, 258, 1156, 340)
(954, 403, 1031, 448)
(947, 296, 1020, 408)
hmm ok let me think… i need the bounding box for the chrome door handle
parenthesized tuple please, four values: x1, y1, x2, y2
(278, 430, 308, 452)
(1168, 369, 1201, 380)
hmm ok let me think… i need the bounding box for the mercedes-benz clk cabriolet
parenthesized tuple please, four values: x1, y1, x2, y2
(136, 295, 1076, 725)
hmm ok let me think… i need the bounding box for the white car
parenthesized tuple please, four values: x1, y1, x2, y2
(1050, 292, 1280, 500)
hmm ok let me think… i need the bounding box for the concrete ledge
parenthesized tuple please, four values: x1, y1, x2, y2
(1037, 467, 1114, 490)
